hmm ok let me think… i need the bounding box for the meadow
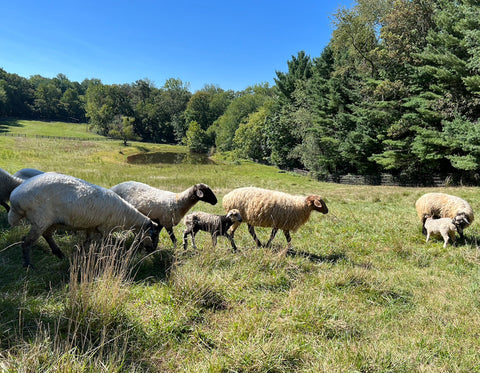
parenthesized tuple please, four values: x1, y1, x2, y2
(1, 120, 480, 372)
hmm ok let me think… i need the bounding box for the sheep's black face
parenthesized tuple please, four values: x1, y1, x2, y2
(144, 221, 160, 252)
(195, 184, 218, 205)
(454, 213, 470, 228)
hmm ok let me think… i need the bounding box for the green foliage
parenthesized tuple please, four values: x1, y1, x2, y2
(185, 120, 212, 153)
(3, 124, 480, 371)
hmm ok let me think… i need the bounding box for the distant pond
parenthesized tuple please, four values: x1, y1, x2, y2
(127, 151, 215, 165)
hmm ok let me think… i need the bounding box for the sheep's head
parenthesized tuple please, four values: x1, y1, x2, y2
(226, 209, 242, 223)
(194, 183, 218, 205)
(453, 213, 470, 228)
(306, 195, 328, 214)
(143, 221, 160, 252)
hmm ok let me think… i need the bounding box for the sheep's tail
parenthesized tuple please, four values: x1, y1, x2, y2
(8, 205, 24, 227)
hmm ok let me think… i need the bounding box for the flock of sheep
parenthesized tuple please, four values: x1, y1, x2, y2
(0, 166, 475, 268)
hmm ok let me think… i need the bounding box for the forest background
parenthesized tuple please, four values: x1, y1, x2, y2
(1, 0, 479, 184)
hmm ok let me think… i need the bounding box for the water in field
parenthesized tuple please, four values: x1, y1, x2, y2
(127, 151, 214, 165)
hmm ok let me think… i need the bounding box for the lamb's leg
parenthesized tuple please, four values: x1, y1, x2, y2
(182, 228, 190, 250)
(248, 224, 263, 247)
(166, 227, 177, 249)
(425, 232, 430, 243)
(21, 226, 44, 268)
(1, 202, 9, 212)
(43, 227, 65, 259)
(211, 232, 218, 248)
(226, 233, 238, 252)
(441, 233, 449, 248)
(265, 228, 279, 248)
(190, 231, 198, 250)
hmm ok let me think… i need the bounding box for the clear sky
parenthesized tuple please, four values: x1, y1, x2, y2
(0, 0, 348, 93)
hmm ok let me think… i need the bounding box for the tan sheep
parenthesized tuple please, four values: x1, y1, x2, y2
(415, 193, 474, 238)
(222, 187, 328, 248)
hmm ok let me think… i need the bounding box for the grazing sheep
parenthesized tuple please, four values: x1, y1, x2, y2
(14, 168, 45, 180)
(183, 209, 243, 251)
(222, 187, 328, 248)
(8, 172, 160, 268)
(0, 168, 23, 212)
(415, 193, 474, 238)
(424, 216, 457, 248)
(110, 181, 218, 248)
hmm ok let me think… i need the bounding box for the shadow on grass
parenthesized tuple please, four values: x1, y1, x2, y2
(285, 247, 346, 263)
(131, 248, 176, 283)
(0, 119, 23, 133)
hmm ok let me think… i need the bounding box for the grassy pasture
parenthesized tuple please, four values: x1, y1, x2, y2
(1, 120, 480, 372)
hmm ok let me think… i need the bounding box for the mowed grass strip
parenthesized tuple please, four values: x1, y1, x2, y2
(0, 121, 480, 371)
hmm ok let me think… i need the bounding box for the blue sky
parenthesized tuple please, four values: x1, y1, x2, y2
(0, 1, 349, 92)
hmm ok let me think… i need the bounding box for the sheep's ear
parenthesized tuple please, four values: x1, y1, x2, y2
(196, 189, 204, 198)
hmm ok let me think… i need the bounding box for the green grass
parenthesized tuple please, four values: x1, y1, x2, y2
(1, 120, 480, 371)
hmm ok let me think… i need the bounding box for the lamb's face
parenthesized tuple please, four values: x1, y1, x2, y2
(226, 209, 242, 223)
(195, 184, 218, 205)
(307, 195, 328, 214)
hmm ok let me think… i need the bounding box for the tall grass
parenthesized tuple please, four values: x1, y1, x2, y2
(2, 121, 480, 371)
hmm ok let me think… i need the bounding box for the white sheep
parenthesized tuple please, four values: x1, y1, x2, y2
(222, 187, 328, 248)
(183, 209, 243, 251)
(424, 216, 457, 248)
(110, 181, 218, 248)
(8, 172, 160, 267)
(0, 168, 23, 212)
(415, 192, 474, 238)
(14, 168, 45, 180)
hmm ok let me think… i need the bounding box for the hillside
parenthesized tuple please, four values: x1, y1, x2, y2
(1, 121, 480, 371)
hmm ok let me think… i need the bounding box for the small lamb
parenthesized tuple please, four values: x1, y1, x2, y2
(424, 216, 457, 248)
(183, 209, 243, 251)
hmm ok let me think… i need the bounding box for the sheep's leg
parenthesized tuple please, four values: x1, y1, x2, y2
(458, 226, 465, 240)
(1, 202, 9, 212)
(43, 227, 65, 259)
(425, 232, 430, 243)
(265, 228, 279, 248)
(166, 227, 177, 249)
(21, 226, 44, 268)
(283, 230, 292, 247)
(247, 224, 263, 247)
(211, 232, 218, 248)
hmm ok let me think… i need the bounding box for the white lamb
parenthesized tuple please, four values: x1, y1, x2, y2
(8, 172, 160, 267)
(0, 168, 23, 212)
(415, 192, 474, 239)
(110, 181, 218, 248)
(222, 187, 328, 248)
(424, 216, 457, 248)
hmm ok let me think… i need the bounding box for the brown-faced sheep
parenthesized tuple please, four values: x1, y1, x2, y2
(0, 168, 23, 212)
(111, 181, 218, 248)
(415, 193, 474, 238)
(424, 216, 457, 248)
(222, 187, 328, 248)
(183, 209, 243, 251)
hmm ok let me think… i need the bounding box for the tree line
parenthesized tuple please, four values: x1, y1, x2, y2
(1, 0, 479, 183)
